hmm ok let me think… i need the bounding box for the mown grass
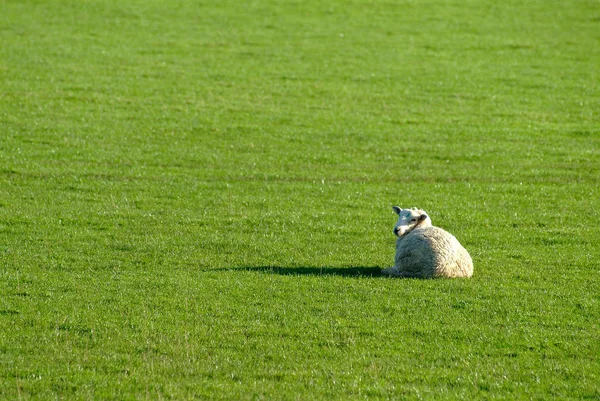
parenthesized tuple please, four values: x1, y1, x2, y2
(1, 0, 599, 399)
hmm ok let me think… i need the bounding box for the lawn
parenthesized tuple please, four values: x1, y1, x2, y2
(1, 0, 599, 399)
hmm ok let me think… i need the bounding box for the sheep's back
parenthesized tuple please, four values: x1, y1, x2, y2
(395, 226, 473, 278)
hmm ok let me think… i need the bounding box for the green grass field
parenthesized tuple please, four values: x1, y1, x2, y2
(1, 0, 599, 399)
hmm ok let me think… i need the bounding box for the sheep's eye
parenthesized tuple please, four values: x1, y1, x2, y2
(409, 218, 417, 223)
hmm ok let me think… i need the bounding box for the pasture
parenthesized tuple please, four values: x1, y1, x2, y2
(1, 0, 599, 399)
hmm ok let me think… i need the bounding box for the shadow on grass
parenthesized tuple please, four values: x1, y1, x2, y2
(235, 266, 384, 277)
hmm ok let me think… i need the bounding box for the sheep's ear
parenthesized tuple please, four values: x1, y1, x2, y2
(419, 213, 429, 222)
(392, 206, 402, 215)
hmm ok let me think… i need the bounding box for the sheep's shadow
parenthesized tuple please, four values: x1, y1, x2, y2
(234, 266, 384, 277)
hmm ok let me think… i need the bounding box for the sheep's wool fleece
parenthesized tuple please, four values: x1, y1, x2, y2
(395, 226, 473, 278)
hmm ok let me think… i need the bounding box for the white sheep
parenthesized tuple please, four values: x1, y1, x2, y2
(381, 207, 473, 278)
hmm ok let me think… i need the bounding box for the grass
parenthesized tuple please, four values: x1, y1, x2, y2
(1, 0, 599, 399)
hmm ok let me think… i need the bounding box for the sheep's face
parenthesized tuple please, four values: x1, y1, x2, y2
(392, 207, 431, 236)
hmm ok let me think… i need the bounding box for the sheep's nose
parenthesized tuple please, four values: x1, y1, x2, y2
(393, 227, 400, 235)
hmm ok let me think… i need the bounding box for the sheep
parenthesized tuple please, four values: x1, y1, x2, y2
(381, 207, 473, 278)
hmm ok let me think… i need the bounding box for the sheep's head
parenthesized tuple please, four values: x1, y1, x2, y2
(392, 206, 431, 236)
